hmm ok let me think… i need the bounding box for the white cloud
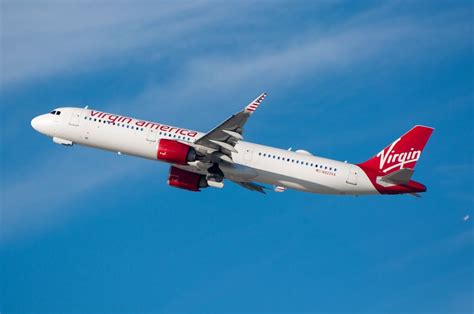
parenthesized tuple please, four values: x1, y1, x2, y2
(1, 1, 225, 87)
(1, 1, 471, 244)
(0, 148, 152, 244)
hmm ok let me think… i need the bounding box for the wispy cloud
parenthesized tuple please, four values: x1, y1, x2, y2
(1, 1, 471, 244)
(0, 149, 152, 244)
(367, 229, 474, 312)
(434, 163, 474, 201)
(1, 1, 229, 87)
(378, 229, 474, 272)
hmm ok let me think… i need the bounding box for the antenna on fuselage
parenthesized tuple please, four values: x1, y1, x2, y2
(84, 105, 89, 109)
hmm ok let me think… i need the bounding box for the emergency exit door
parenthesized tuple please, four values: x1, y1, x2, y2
(69, 111, 81, 126)
(346, 165, 359, 185)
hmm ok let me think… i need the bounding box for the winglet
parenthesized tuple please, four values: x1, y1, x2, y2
(245, 93, 267, 113)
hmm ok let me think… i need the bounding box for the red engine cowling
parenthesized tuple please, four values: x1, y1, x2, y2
(157, 139, 196, 165)
(168, 166, 208, 192)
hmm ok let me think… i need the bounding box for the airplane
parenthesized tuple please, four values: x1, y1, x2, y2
(31, 93, 434, 196)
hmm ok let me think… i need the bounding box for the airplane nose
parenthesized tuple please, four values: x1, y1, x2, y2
(31, 115, 51, 135)
(31, 116, 41, 131)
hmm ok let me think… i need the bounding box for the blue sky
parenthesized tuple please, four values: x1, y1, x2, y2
(1, 1, 473, 313)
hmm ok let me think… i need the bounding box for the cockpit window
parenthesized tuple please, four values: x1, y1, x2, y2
(56, 111, 61, 115)
(50, 110, 56, 114)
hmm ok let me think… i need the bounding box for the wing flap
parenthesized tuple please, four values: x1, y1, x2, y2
(232, 181, 268, 194)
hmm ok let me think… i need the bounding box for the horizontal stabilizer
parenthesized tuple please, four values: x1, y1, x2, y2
(380, 168, 414, 185)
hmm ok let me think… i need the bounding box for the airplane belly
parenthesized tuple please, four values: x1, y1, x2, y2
(250, 163, 378, 195)
(252, 168, 341, 194)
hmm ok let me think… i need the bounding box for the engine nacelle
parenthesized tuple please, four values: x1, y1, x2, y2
(167, 166, 208, 192)
(157, 139, 196, 165)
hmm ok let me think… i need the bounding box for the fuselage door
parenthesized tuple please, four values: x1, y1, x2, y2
(346, 165, 359, 185)
(69, 111, 81, 126)
(243, 147, 253, 162)
(146, 128, 158, 142)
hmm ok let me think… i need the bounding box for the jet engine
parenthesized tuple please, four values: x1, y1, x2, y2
(167, 166, 208, 192)
(157, 139, 196, 165)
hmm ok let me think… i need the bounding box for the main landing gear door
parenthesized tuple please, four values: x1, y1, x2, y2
(346, 165, 359, 185)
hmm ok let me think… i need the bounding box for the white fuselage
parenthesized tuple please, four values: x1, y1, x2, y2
(31, 107, 378, 195)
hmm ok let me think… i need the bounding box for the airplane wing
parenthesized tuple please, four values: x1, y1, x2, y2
(192, 93, 267, 161)
(231, 180, 268, 194)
